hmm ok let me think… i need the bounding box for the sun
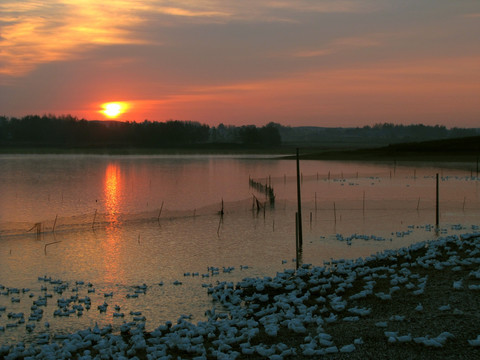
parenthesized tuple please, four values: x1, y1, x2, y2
(101, 102, 127, 118)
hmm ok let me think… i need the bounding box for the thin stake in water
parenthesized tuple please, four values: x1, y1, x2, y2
(436, 173, 440, 227)
(52, 214, 58, 233)
(333, 202, 337, 223)
(157, 201, 164, 222)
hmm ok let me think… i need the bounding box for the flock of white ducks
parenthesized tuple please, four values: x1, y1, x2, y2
(1, 232, 480, 359)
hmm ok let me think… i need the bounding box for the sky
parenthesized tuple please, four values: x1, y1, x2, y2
(0, 0, 479, 127)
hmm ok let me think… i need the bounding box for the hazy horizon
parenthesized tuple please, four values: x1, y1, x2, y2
(1, 1, 479, 128)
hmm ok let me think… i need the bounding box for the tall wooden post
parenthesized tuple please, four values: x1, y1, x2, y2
(295, 212, 299, 269)
(296, 148, 303, 248)
(436, 173, 439, 227)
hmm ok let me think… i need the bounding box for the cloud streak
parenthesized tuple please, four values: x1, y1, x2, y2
(1, 0, 479, 127)
(0, 1, 148, 76)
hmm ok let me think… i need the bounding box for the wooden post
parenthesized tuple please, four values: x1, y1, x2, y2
(157, 201, 164, 222)
(295, 212, 299, 269)
(296, 148, 303, 248)
(436, 173, 439, 227)
(52, 214, 58, 233)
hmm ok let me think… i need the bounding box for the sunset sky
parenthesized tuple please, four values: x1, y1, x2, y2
(1, 0, 479, 127)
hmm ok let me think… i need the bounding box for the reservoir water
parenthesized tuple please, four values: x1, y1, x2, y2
(0, 154, 479, 345)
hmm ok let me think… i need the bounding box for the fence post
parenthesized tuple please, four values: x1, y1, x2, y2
(296, 148, 303, 248)
(436, 173, 439, 227)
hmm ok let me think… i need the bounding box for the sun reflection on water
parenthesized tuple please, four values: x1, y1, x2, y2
(105, 163, 121, 223)
(103, 163, 123, 283)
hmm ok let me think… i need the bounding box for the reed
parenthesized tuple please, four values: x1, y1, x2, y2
(157, 201, 164, 222)
(92, 209, 97, 229)
(52, 214, 58, 233)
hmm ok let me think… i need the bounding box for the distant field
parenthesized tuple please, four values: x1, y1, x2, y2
(295, 136, 480, 162)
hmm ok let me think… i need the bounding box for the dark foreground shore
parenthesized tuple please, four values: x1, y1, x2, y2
(2, 233, 480, 359)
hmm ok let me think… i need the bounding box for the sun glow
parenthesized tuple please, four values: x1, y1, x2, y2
(101, 102, 127, 118)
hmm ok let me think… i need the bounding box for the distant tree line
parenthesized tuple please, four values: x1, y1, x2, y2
(278, 122, 479, 145)
(0, 115, 477, 149)
(0, 115, 282, 148)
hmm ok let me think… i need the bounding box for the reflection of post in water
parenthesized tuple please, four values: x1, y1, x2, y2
(295, 212, 303, 269)
(217, 198, 224, 237)
(44, 235, 61, 255)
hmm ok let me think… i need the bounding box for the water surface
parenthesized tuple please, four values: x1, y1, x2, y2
(0, 155, 479, 345)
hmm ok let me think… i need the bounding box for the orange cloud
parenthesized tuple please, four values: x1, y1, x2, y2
(0, 1, 148, 76)
(113, 55, 480, 125)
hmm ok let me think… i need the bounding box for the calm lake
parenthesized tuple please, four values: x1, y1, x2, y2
(0, 154, 479, 345)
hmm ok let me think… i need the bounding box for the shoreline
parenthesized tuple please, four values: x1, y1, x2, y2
(2, 233, 480, 359)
